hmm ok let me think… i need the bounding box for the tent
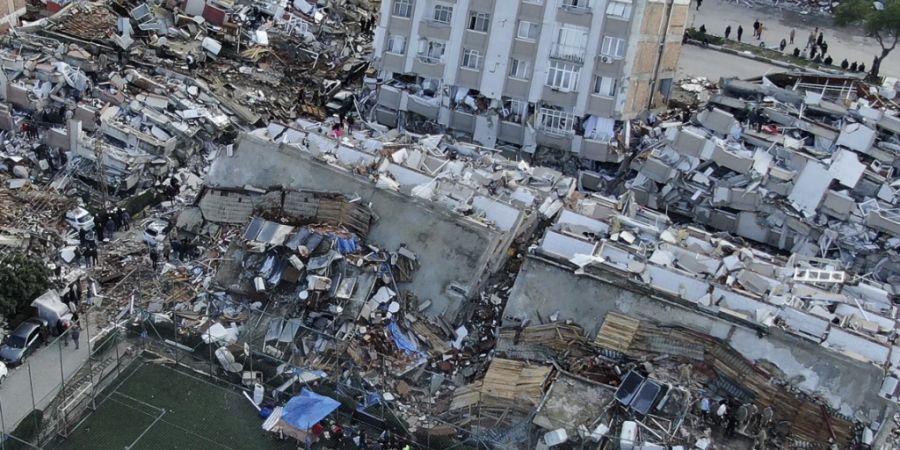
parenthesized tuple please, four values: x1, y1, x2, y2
(280, 388, 341, 431)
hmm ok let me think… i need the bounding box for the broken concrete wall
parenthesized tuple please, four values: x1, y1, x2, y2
(208, 133, 508, 322)
(503, 255, 894, 420)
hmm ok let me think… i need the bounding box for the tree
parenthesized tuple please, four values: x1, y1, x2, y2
(0, 253, 51, 318)
(835, 0, 900, 62)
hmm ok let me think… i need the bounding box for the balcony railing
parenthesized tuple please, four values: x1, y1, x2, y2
(550, 44, 586, 63)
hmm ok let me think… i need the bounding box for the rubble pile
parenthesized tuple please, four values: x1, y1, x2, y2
(625, 71, 900, 281)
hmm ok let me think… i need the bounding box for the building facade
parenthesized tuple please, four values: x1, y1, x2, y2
(372, 0, 690, 162)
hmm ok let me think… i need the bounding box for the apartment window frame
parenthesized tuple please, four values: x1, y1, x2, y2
(560, 0, 592, 10)
(392, 0, 412, 18)
(601, 36, 626, 59)
(552, 24, 588, 62)
(503, 98, 528, 123)
(592, 75, 617, 97)
(432, 4, 453, 24)
(516, 20, 539, 41)
(461, 48, 482, 70)
(508, 58, 531, 80)
(386, 34, 407, 54)
(419, 39, 446, 64)
(545, 60, 580, 92)
(539, 107, 576, 135)
(605, 0, 632, 19)
(467, 11, 491, 32)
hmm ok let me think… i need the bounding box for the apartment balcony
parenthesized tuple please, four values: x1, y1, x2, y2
(535, 129, 574, 150)
(549, 44, 586, 64)
(407, 94, 440, 120)
(412, 56, 445, 78)
(377, 85, 402, 110)
(582, 137, 621, 162)
(419, 19, 452, 40)
(451, 110, 476, 133)
(499, 121, 525, 145)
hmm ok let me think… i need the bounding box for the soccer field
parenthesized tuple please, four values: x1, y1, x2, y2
(49, 360, 295, 450)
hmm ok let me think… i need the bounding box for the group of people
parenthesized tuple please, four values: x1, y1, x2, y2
(699, 397, 775, 449)
(96, 207, 131, 243)
(719, 22, 881, 76)
(293, 420, 412, 450)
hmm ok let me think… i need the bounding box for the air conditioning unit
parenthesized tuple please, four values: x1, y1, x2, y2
(600, 56, 612, 63)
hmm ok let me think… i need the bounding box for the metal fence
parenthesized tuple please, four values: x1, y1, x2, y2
(0, 308, 136, 450)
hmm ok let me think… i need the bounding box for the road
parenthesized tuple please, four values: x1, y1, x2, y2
(0, 328, 89, 435)
(689, 0, 899, 78)
(677, 44, 782, 80)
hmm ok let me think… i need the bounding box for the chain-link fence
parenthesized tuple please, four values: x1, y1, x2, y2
(0, 308, 136, 450)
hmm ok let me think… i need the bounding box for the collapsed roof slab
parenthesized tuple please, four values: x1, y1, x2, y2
(207, 133, 511, 323)
(503, 256, 894, 422)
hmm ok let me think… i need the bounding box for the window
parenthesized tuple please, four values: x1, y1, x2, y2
(539, 107, 576, 134)
(553, 25, 588, 61)
(468, 12, 490, 32)
(593, 76, 617, 97)
(508, 58, 531, 80)
(606, 1, 632, 18)
(545, 61, 580, 91)
(387, 35, 407, 54)
(503, 98, 528, 122)
(462, 49, 482, 69)
(419, 40, 446, 63)
(517, 21, 539, 40)
(523, 0, 543, 4)
(560, 0, 592, 9)
(392, 0, 412, 17)
(433, 4, 452, 23)
(601, 36, 626, 59)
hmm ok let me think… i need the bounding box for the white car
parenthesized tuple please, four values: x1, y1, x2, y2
(64, 207, 94, 231)
(0, 361, 7, 385)
(143, 221, 168, 246)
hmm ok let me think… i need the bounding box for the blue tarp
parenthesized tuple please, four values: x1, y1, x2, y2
(389, 321, 418, 354)
(280, 389, 341, 431)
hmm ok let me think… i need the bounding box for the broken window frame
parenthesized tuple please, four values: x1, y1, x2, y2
(418, 39, 446, 64)
(592, 76, 617, 97)
(461, 49, 482, 70)
(545, 60, 580, 92)
(467, 11, 491, 32)
(539, 106, 576, 135)
(606, 0, 632, 18)
(502, 98, 528, 123)
(516, 20, 539, 41)
(508, 58, 531, 80)
(392, 0, 413, 18)
(432, 4, 453, 24)
(387, 35, 407, 54)
(601, 36, 626, 59)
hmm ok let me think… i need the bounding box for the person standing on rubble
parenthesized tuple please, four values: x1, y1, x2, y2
(724, 25, 731, 40)
(150, 247, 159, 270)
(119, 208, 131, 231)
(104, 218, 116, 241)
(789, 28, 795, 45)
(71, 324, 81, 350)
(736, 25, 743, 42)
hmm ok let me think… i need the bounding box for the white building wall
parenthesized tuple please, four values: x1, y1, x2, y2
(479, 2, 520, 100)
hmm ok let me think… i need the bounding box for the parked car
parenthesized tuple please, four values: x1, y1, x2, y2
(142, 221, 168, 247)
(64, 207, 94, 231)
(0, 319, 48, 367)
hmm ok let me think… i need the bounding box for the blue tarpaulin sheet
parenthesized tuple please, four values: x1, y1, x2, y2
(389, 321, 418, 354)
(281, 389, 341, 431)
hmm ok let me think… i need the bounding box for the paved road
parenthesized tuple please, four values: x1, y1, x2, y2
(689, 0, 899, 78)
(678, 44, 782, 80)
(0, 330, 89, 434)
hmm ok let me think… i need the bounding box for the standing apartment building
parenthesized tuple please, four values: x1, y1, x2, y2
(371, 0, 689, 163)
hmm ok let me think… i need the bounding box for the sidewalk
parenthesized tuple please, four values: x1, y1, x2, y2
(690, 0, 897, 78)
(0, 334, 89, 432)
